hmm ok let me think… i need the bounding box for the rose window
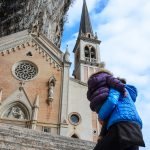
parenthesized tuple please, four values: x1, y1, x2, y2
(13, 61, 38, 81)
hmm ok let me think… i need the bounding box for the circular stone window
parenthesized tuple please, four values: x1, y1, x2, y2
(12, 61, 38, 81)
(69, 112, 81, 126)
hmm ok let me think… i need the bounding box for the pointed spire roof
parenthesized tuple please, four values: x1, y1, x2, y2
(79, 0, 93, 36)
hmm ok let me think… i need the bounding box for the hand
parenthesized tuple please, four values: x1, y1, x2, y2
(97, 136, 103, 142)
(124, 91, 128, 97)
(98, 118, 104, 125)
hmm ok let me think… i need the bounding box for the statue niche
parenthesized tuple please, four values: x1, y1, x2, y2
(48, 76, 56, 104)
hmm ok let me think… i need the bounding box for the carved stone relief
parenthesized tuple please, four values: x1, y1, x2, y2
(48, 76, 56, 103)
(4, 106, 26, 120)
(12, 61, 38, 81)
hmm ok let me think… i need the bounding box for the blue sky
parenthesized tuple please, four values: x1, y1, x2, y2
(61, 0, 150, 149)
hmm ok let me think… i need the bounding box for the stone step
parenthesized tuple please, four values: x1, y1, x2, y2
(0, 124, 95, 150)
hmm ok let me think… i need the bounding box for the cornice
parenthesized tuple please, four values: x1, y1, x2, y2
(79, 36, 101, 44)
(73, 36, 101, 53)
(0, 31, 64, 72)
(70, 77, 87, 87)
(79, 60, 100, 66)
(0, 31, 31, 52)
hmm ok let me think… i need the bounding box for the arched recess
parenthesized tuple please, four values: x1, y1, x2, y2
(1, 102, 30, 120)
(84, 46, 90, 61)
(0, 88, 32, 120)
(90, 47, 96, 59)
(84, 45, 97, 62)
(71, 134, 79, 139)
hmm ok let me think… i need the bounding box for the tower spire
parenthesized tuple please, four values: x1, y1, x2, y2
(79, 0, 93, 36)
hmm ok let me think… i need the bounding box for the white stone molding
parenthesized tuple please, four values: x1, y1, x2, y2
(63, 45, 71, 63)
(12, 60, 38, 82)
(0, 33, 63, 72)
(0, 36, 32, 52)
(31, 95, 40, 130)
(0, 88, 32, 120)
(60, 62, 71, 136)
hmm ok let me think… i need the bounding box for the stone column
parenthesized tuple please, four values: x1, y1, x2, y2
(59, 47, 71, 136)
(31, 95, 39, 130)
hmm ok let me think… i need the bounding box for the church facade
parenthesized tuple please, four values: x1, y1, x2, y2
(0, 0, 103, 142)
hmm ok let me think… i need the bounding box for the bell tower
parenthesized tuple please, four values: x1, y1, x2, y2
(73, 0, 103, 83)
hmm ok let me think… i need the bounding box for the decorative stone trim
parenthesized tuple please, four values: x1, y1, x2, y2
(0, 102, 31, 120)
(68, 112, 82, 126)
(0, 35, 32, 52)
(79, 36, 101, 44)
(12, 60, 38, 81)
(0, 39, 62, 72)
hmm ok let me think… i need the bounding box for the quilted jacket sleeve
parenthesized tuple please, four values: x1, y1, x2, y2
(98, 88, 120, 121)
(106, 76, 126, 94)
(125, 84, 137, 102)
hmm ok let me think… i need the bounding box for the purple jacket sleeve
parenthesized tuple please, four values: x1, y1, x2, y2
(106, 76, 125, 94)
(98, 88, 120, 121)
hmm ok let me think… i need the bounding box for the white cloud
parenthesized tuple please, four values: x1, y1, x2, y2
(96, 0, 150, 78)
(66, 0, 98, 27)
(96, 0, 150, 149)
(62, 0, 150, 149)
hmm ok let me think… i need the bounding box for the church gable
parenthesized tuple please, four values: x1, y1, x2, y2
(0, 30, 63, 71)
(0, 30, 63, 128)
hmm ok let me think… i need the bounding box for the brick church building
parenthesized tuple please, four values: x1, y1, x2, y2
(0, 0, 103, 142)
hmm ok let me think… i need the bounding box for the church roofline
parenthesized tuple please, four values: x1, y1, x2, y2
(70, 77, 87, 87)
(0, 30, 64, 68)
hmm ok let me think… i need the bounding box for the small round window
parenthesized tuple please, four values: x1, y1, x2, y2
(12, 61, 38, 81)
(69, 112, 81, 126)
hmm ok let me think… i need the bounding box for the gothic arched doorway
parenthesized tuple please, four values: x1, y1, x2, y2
(71, 134, 79, 139)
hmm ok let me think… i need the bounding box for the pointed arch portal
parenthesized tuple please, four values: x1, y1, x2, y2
(71, 134, 79, 139)
(1, 102, 30, 120)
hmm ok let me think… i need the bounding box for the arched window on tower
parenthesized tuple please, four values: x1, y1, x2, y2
(84, 46, 90, 62)
(88, 33, 91, 38)
(84, 45, 96, 63)
(90, 47, 96, 63)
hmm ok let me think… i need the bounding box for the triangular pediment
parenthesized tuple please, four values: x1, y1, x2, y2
(0, 88, 32, 119)
(0, 30, 63, 71)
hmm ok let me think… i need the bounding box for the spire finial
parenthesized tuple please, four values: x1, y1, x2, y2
(79, 0, 93, 36)
(64, 44, 70, 62)
(66, 44, 69, 52)
(95, 32, 98, 39)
